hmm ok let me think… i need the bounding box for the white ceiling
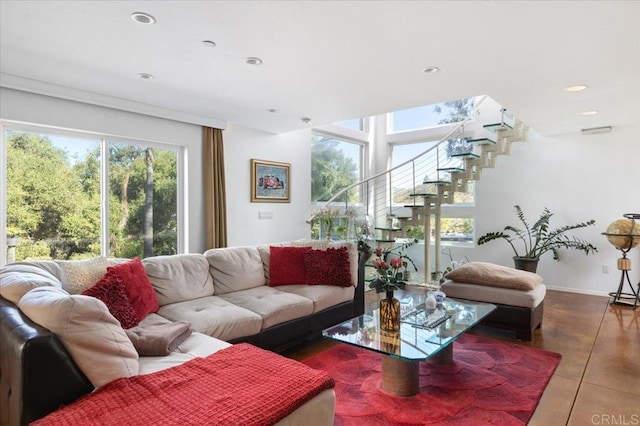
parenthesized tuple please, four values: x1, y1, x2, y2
(1, 1, 639, 135)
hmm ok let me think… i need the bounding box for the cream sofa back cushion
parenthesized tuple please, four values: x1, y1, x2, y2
(204, 246, 266, 294)
(0, 264, 62, 304)
(143, 254, 214, 306)
(18, 286, 139, 388)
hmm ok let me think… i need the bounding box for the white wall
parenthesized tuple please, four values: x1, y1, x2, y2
(222, 123, 312, 246)
(442, 124, 640, 296)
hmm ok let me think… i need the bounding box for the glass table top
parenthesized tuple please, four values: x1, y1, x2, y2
(323, 296, 496, 361)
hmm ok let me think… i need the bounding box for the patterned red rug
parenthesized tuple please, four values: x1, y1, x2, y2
(301, 334, 561, 425)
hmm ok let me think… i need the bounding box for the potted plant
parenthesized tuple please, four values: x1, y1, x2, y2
(476, 205, 598, 273)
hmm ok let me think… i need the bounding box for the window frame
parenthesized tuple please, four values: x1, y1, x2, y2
(0, 121, 186, 265)
(311, 127, 369, 208)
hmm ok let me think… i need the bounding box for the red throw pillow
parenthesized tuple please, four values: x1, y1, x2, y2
(82, 273, 139, 329)
(108, 258, 159, 322)
(84, 258, 159, 327)
(269, 246, 312, 286)
(303, 247, 352, 287)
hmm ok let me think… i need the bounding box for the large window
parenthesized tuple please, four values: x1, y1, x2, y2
(335, 119, 363, 131)
(311, 134, 363, 203)
(390, 97, 474, 133)
(404, 218, 475, 246)
(107, 142, 179, 258)
(3, 126, 181, 263)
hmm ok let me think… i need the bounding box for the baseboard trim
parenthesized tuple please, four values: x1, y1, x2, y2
(545, 285, 611, 298)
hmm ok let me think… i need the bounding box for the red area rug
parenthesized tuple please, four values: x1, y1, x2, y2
(302, 333, 561, 425)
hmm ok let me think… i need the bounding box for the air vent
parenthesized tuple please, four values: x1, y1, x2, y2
(581, 126, 612, 135)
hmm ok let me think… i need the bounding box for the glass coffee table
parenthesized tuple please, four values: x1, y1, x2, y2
(322, 295, 496, 396)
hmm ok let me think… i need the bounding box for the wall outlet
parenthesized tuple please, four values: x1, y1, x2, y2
(258, 211, 273, 220)
(602, 264, 609, 274)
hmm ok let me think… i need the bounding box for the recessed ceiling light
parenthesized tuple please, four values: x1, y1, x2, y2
(581, 110, 599, 116)
(131, 12, 156, 25)
(301, 117, 312, 124)
(268, 109, 278, 113)
(202, 40, 216, 48)
(138, 73, 154, 80)
(246, 57, 263, 66)
(564, 85, 588, 92)
(423, 67, 440, 74)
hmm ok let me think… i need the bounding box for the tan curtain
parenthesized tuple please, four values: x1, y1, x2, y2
(203, 127, 227, 248)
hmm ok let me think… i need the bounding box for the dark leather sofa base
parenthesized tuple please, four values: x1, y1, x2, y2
(476, 301, 544, 341)
(0, 297, 93, 426)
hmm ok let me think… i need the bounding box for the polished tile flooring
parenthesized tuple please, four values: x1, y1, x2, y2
(283, 287, 640, 425)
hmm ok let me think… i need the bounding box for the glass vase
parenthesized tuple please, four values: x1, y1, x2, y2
(346, 216, 357, 242)
(319, 219, 333, 241)
(379, 291, 400, 332)
(355, 214, 376, 244)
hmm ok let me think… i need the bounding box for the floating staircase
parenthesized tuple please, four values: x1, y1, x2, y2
(310, 97, 530, 281)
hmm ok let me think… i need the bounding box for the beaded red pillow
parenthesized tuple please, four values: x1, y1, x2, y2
(303, 247, 352, 287)
(82, 273, 139, 329)
(83, 258, 159, 328)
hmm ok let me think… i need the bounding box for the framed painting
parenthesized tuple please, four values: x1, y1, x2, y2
(250, 159, 290, 203)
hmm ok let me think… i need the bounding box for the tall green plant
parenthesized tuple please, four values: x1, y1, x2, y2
(477, 205, 598, 260)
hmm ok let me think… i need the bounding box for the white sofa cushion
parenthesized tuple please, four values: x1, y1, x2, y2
(18, 286, 139, 388)
(143, 254, 214, 306)
(56, 256, 110, 294)
(274, 284, 355, 313)
(6, 260, 64, 282)
(174, 331, 232, 358)
(256, 242, 285, 285)
(218, 286, 314, 330)
(440, 279, 546, 309)
(0, 264, 62, 304)
(158, 296, 263, 341)
(204, 246, 266, 294)
(138, 332, 231, 375)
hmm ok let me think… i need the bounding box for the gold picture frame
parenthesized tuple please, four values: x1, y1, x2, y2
(250, 159, 290, 203)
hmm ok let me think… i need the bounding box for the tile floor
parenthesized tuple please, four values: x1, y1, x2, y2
(284, 288, 640, 425)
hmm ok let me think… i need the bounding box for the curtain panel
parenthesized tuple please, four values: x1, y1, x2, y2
(203, 127, 227, 249)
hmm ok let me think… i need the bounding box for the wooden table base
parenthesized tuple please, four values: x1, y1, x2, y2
(381, 356, 419, 396)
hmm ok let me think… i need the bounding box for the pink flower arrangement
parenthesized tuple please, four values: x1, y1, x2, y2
(368, 246, 408, 294)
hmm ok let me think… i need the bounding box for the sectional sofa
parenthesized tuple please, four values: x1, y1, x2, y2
(0, 240, 366, 426)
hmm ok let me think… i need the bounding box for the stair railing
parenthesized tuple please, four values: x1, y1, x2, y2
(307, 95, 489, 279)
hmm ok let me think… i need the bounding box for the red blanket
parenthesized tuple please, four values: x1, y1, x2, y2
(33, 343, 335, 426)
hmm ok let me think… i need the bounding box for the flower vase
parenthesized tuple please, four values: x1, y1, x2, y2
(379, 291, 400, 332)
(346, 217, 357, 242)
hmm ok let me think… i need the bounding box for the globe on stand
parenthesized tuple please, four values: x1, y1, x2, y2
(602, 214, 640, 308)
(605, 219, 640, 251)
